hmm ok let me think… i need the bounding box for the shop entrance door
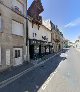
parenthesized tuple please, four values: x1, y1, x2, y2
(29, 45, 34, 59)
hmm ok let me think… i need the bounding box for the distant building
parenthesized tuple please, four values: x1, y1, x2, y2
(64, 39, 69, 48)
(51, 21, 64, 52)
(74, 39, 80, 48)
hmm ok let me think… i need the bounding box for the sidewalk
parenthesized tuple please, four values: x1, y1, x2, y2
(0, 53, 56, 83)
(76, 48, 80, 52)
(0, 62, 33, 83)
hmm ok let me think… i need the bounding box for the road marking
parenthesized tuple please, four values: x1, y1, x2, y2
(42, 71, 57, 90)
(41, 52, 66, 90)
(0, 51, 61, 89)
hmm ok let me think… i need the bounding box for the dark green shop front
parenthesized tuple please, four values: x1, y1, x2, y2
(29, 39, 53, 60)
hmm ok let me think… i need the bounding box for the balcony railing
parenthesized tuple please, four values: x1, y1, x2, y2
(32, 16, 42, 25)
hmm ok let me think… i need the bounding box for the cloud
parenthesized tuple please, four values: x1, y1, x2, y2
(64, 18, 80, 28)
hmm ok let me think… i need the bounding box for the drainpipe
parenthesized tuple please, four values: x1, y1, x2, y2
(26, 0, 30, 62)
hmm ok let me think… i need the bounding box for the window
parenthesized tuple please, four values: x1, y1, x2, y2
(12, 0, 24, 14)
(33, 33, 37, 38)
(15, 50, 21, 58)
(15, 50, 18, 58)
(12, 20, 24, 36)
(33, 33, 34, 37)
(18, 50, 20, 57)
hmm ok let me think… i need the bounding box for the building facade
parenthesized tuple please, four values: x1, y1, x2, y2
(28, 18, 52, 60)
(0, 0, 27, 71)
(74, 38, 80, 48)
(51, 21, 64, 52)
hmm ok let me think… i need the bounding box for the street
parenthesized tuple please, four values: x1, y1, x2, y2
(39, 47, 80, 92)
(0, 48, 80, 92)
(0, 0, 80, 92)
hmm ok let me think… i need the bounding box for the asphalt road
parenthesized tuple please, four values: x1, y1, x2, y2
(39, 47, 80, 92)
(0, 48, 70, 92)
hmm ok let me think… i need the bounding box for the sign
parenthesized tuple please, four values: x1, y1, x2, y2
(42, 36, 48, 41)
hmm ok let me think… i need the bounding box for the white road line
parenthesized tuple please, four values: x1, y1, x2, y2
(42, 71, 57, 90)
(41, 51, 68, 90)
(0, 51, 61, 89)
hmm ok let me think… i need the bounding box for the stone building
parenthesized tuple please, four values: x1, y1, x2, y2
(51, 21, 64, 52)
(64, 39, 69, 48)
(0, 0, 27, 71)
(74, 38, 80, 48)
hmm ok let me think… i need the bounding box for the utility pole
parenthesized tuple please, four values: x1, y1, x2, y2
(26, 0, 30, 62)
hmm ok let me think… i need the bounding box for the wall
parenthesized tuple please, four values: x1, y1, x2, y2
(0, 0, 27, 71)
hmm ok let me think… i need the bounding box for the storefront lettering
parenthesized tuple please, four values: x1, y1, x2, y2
(42, 36, 48, 41)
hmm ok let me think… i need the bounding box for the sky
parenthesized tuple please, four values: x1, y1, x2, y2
(28, 0, 80, 42)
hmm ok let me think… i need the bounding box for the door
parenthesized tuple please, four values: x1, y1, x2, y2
(29, 45, 34, 59)
(13, 48, 23, 66)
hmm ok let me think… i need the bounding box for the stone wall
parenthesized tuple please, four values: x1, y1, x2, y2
(0, 0, 27, 71)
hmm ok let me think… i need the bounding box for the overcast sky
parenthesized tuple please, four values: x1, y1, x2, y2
(28, 0, 80, 42)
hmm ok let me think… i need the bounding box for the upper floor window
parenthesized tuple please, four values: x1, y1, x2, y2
(12, 20, 24, 36)
(33, 33, 37, 38)
(12, 0, 24, 15)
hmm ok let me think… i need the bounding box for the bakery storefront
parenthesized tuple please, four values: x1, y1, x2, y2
(29, 39, 48, 60)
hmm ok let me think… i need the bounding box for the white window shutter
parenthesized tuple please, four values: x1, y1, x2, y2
(6, 49, 10, 65)
(12, 20, 23, 36)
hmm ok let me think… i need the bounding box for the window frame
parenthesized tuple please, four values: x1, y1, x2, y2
(15, 50, 21, 58)
(12, 0, 24, 15)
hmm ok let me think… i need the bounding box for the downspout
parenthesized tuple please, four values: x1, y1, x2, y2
(26, 0, 30, 62)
